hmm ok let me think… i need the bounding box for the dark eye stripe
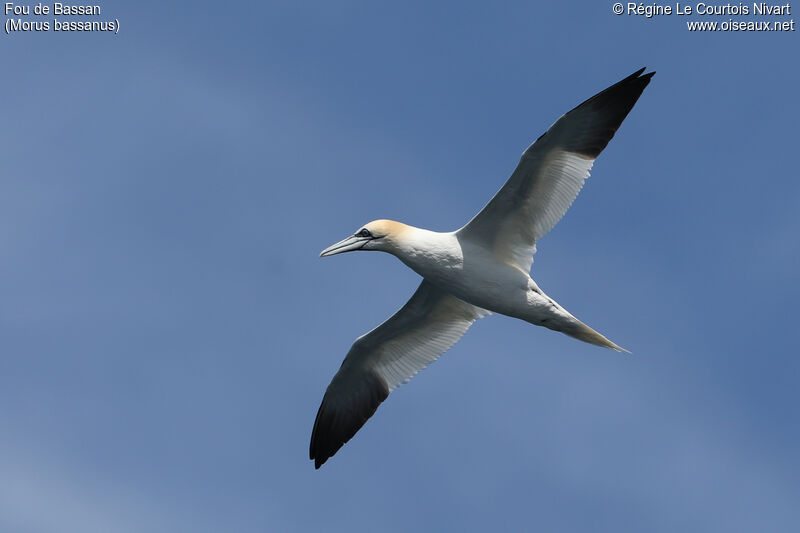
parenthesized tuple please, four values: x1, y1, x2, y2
(358, 229, 372, 238)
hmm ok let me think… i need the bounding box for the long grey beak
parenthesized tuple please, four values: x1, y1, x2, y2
(320, 235, 371, 257)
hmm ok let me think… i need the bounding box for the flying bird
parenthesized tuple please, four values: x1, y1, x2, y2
(311, 68, 654, 468)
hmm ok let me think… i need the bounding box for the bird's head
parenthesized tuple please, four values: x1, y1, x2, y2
(320, 219, 409, 257)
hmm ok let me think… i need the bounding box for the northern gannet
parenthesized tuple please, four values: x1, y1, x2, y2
(311, 68, 654, 469)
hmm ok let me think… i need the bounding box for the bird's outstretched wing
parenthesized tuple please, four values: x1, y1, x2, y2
(459, 68, 654, 272)
(310, 281, 489, 468)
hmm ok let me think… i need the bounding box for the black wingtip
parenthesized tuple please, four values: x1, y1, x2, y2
(629, 67, 656, 87)
(561, 67, 656, 158)
(628, 67, 655, 79)
(309, 369, 390, 470)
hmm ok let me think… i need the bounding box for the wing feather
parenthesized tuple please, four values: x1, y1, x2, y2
(459, 68, 654, 272)
(309, 281, 488, 468)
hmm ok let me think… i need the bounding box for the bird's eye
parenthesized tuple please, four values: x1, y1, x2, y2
(357, 229, 372, 238)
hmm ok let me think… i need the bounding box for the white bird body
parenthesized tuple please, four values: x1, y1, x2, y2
(391, 228, 514, 301)
(310, 69, 654, 468)
(356, 223, 620, 349)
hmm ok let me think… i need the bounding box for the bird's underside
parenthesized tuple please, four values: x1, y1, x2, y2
(310, 68, 654, 468)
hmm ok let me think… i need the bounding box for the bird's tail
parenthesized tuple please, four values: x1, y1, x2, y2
(521, 287, 630, 353)
(564, 318, 630, 353)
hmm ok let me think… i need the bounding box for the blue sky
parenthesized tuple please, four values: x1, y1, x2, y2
(2, 1, 798, 531)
